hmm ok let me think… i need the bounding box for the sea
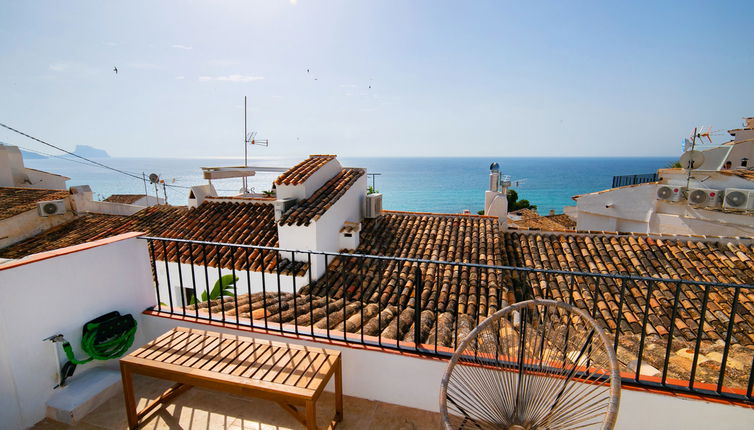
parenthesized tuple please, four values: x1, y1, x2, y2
(23, 156, 674, 215)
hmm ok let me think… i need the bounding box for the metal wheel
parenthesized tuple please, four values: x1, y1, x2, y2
(439, 300, 620, 430)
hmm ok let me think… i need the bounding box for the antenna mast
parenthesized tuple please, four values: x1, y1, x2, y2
(686, 127, 697, 189)
(243, 96, 249, 194)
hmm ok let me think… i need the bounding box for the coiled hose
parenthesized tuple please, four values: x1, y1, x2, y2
(59, 311, 137, 385)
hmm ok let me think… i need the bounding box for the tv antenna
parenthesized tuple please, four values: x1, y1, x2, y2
(242, 96, 269, 193)
(681, 126, 710, 188)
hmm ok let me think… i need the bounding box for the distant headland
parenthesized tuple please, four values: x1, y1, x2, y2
(73, 145, 110, 158)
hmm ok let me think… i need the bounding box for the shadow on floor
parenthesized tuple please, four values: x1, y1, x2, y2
(32, 374, 440, 430)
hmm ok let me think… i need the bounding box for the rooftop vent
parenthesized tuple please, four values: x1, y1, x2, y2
(37, 200, 66, 216)
(656, 185, 686, 202)
(274, 198, 297, 221)
(688, 188, 722, 208)
(365, 193, 383, 219)
(723, 188, 754, 211)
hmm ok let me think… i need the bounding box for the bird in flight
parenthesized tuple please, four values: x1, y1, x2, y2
(113, 66, 118, 74)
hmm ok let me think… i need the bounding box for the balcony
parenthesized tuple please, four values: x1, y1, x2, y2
(1, 233, 753, 430)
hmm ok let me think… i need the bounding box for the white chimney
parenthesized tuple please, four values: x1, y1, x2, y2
(485, 162, 508, 227)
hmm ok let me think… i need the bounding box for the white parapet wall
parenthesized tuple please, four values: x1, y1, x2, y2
(142, 315, 754, 430)
(0, 233, 156, 430)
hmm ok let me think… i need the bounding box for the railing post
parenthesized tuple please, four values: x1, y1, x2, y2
(414, 265, 423, 350)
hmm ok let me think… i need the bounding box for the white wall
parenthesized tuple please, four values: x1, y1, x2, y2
(277, 173, 367, 279)
(574, 176, 754, 236)
(154, 261, 310, 308)
(23, 168, 68, 190)
(142, 315, 754, 429)
(70, 195, 144, 216)
(0, 145, 68, 189)
(0, 205, 76, 250)
(0, 235, 155, 430)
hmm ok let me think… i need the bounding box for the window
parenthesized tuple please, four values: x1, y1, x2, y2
(742, 158, 749, 168)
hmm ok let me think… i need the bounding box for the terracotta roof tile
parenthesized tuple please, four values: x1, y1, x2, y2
(0, 187, 69, 221)
(509, 210, 576, 231)
(718, 169, 754, 181)
(278, 168, 365, 226)
(502, 231, 754, 344)
(103, 194, 148, 204)
(0, 201, 303, 274)
(274, 155, 336, 186)
(303, 212, 509, 320)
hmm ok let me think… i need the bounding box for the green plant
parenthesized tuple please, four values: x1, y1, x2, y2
(666, 161, 682, 168)
(262, 190, 275, 197)
(477, 209, 485, 215)
(188, 274, 238, 304)
(367, 186, 379, 195)
(507, 189, 537, 211)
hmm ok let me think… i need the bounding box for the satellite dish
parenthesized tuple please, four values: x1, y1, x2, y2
(148, 173, 160, 184)
(679, 150, 705, 170)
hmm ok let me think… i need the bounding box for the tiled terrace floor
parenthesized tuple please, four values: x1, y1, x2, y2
(32, 375, 441, 430)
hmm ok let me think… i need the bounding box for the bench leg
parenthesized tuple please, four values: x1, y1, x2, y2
(334, 358, 343, 423)
(306, 400, 318, 430)
(120, 363, 138, 430)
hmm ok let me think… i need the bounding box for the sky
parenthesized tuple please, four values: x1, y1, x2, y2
(1, 1, 752, 158)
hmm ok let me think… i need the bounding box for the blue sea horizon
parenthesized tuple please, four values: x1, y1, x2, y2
(24, 156, 675, 215)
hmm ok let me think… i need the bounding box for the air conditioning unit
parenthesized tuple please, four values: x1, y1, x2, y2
(37, 200, 66, 216)
(723, 188, 754, 211)
(365, 193, 383, 218)
(273, 198, 297, 221)
(687, 188, 723, 208)
(656, 185, 686, 202)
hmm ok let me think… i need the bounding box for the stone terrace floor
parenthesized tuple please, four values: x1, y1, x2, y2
(32, 374, 440, 430)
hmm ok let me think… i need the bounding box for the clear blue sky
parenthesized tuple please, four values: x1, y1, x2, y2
(1, 1, 752, 158)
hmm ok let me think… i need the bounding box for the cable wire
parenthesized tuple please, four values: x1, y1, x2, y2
(0, 122, 263, 194)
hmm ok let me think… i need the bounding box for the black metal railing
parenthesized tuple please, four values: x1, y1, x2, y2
(611, 173, 658, 188)
(141, 236, 754, 404)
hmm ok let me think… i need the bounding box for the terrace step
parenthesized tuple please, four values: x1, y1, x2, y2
(45, 367, 122, 425)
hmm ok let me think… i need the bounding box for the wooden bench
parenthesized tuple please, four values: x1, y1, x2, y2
(119, 327, 343, 429)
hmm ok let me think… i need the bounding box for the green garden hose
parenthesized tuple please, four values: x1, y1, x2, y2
(58, 311, 137, 385)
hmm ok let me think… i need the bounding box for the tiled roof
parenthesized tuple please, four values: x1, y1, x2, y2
(0, 201, 302, 274)
(303, 212, 509, 319)
(278, 168, 365, 226)
(0, 187, 69, 221)
(151, 201, 306, 274)
(0, 206, 186, 258)
(194, 291, 753, 389)
(103, 194, 148, 204)
(340, 221, 360, 233)
(274, 155, 336, 186)
(508, 209, 576, 231)
(502, 231, 754, 344)
(718, 169, 754, 181)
